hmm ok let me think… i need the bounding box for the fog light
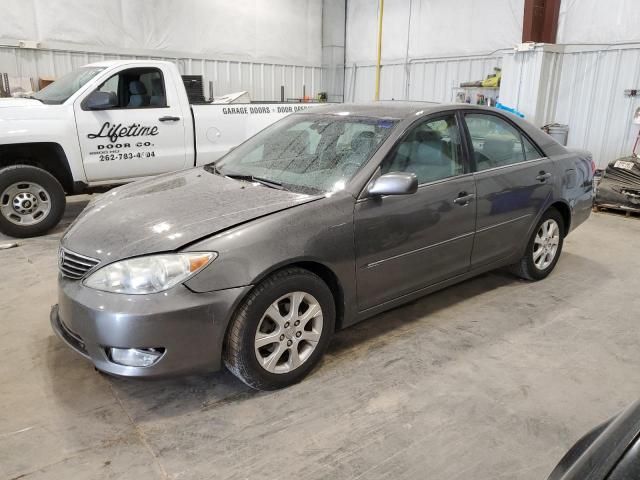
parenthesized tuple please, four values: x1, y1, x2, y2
(109, 347, 164, 367)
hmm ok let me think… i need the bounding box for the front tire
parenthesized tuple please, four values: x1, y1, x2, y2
(0, 165, 66, 238)
(224, 267, 335, 390)
(513, 207, 565, 281)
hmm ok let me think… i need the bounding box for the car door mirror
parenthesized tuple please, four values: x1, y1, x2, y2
(83, 91, 117, 110)
(368, 172, 418, 197)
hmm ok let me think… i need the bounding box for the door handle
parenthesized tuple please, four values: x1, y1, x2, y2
(536, 171, 552, 182)
(453, 192, 475, 206)
(159, 115, 181, 122)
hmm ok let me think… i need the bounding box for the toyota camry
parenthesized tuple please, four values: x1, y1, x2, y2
(51, 102, 594, 390)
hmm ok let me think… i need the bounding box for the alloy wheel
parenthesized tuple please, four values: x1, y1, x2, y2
(533, 219, 560, 270)
(254, 291, 323, 374)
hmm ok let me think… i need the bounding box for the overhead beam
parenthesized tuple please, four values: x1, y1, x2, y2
(522, 0, 560, 44)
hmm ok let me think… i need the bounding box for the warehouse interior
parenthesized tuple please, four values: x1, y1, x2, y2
(2, 1, 640, 479)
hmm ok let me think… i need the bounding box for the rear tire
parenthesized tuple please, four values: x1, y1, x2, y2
(512, 207, 565, 281)
(0, 165, 66, 238)
(224, 267, 335, 390)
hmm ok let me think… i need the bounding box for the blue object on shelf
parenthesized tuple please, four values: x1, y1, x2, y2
(496, 103, 525, 118)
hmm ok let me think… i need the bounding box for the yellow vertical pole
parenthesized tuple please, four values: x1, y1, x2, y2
(374, 0, 384, 101)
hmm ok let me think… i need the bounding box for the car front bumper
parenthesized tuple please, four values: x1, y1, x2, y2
(50, 276, 251, 377)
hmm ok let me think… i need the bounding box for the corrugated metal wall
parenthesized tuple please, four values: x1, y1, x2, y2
(499, 47, 564, 127)
(344, 54, 504, 103)
(0, 46, 323, 101)
(555, 45, 640, 168)
(347, 44, 640, 170)
(500, 43, 640, 169)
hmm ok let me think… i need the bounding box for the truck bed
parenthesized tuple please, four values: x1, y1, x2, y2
(192, 102, 321, 165)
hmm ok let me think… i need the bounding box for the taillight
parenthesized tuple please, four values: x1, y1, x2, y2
(591, 159, 596, 173)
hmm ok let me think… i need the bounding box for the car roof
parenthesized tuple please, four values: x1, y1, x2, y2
(299, 102, 501, 120)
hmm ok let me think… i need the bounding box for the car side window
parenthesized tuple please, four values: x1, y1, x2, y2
(464, 113, 541, 171)
(380, 115, 464, 184)
(94, 67, 167, 109)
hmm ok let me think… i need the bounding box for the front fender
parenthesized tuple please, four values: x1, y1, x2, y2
(0, 104, 85, 182)
(183, 193, 358, 323)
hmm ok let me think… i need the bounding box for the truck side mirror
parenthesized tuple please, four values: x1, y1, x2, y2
(83, 91, 117, 110)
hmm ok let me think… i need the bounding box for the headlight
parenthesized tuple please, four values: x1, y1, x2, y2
(83, 252, 216, 294)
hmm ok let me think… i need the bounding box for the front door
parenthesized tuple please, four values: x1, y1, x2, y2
(463, 112, 555, 267)
(354, 114, 476, 311)
(74, 65, 189, 182)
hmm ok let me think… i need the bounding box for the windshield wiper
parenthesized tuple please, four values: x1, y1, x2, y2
(203, 163, 222, 175)
(223, 173, 284, 190)
(23, 95, 43, 103)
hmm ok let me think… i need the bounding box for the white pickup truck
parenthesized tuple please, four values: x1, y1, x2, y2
(0, 60, 318, 237)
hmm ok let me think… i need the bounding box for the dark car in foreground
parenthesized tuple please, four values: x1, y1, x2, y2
(50, 102, 594, 390)
(548, 400, 640, 480)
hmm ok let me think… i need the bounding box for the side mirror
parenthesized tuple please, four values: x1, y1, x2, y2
(368, 172, 418, 197)
(83, 91, 117, 110)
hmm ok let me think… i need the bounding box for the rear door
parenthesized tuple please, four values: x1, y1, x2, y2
(462, 111, 554, 267)
(354, 113, 476, 310)
(74, 64, 189, 182)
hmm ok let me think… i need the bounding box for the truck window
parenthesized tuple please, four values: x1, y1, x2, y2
(97, 75, 119, 98)
(93, 67, 167, 109)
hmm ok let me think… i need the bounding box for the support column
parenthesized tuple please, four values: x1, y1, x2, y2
(321, 0, 346, 103)
(499, 44, 565, 126)
(523, 0, 561, 44)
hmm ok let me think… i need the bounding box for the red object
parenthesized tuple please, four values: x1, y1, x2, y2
(523, 0, 561, 43)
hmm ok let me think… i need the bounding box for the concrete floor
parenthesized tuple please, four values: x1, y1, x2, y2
(1, 198, 639, 480)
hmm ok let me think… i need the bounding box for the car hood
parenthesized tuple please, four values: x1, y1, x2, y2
(0, 98, 43, 108)
(61, 167, 322, 262)
(0, 98, 66, 122)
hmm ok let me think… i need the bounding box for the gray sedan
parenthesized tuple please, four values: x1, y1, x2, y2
(51, 103, 594, 390)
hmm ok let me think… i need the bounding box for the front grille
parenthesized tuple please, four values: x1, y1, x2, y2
(59, 247, 100, 280)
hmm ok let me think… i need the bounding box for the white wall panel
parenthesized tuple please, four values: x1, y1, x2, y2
(500, 47, 563, 126)
(555, 46, 640, 168)
(558, 0, 640, 45)
(344, 65, 375, 103)
(322, 0, 346, 102)
(344, 0, 511, 104)
(345, 55, 503, 103)
(0, 0, 322, 66)
(346, 0, 523, 64)
(408, 56, 503, 102)
(0, 46, 322, 101)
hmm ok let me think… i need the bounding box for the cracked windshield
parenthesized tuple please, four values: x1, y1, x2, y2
(213, 114, 398, 194)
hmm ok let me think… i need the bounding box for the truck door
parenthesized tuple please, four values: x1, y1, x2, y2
(74, 65, 189, 182)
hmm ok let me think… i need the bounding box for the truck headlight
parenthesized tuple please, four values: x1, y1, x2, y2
(83, 252, 216, 294)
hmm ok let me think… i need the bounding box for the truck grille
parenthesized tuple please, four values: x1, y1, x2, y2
(59, 248, 100, 280)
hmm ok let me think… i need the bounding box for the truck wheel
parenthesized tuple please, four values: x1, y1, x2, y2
(224, 267, 335, 390)
(0, 165, 66, 238)
(512, 207, 565, 281)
